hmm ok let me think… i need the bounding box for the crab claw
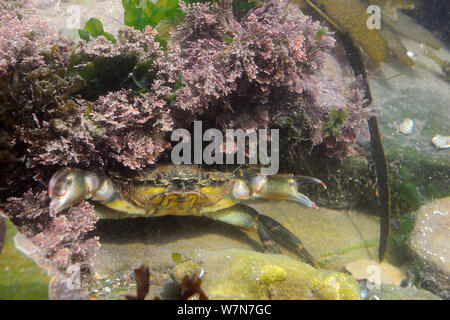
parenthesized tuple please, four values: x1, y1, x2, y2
(48, 169, 108, 215)
(249, 174, 326, 209)
(294, 175, 327, 190)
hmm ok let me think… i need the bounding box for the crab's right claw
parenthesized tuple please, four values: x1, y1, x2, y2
(249, 174, 326, 209)
(48, 169, 107, 215)
(294, 175, 327, 190)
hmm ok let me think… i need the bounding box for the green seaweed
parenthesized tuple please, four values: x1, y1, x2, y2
(175, 250, 361, 299)
(132, 60, 155, 90)
(122, 0, 185, 31)
(171, 252, 183, 264)
(393, 167, 422, 212)
(397, 180, 421, 209)
(122, 0, 260, 46)
(78, 18, 116, 43)
(391, 212, 415, 245)
(315, 27, 327, 40)
(68, 54, 138, 98)
(323, 108, 348, 136)
(259, 265, 287, 287)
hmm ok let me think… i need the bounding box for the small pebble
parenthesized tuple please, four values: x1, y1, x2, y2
(399, 119, 414, 135)
(431, 135, 450, 149)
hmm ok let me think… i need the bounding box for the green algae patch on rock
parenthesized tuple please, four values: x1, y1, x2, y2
(259, 265, 287, 286)
(0, 217, 50, 300)
(174, 249, 361, 300)
(309, 273, 360, 300)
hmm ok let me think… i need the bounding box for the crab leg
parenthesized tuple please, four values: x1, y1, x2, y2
(257, 214, 320, 269)
(249, 174, 326, 209)
(204, 204, 319, 268)
(204, 204, 282, 253)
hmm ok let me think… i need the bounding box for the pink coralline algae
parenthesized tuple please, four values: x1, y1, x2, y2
(73, 26, 164, 67)
(1, 24, 174, 170)
(0, 0, 97, 170)
(65, 26, 175, 169)
(82, 85, 173, 169)
(158, 0, 367, 158)
(165, 0, 332, 119)
(3, 190, 99, 274)
(0, 0, 56, 74)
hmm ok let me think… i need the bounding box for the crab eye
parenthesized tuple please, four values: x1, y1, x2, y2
(232, 180, 250, 200)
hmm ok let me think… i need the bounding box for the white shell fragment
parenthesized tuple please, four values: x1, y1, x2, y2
(399, 119, 414, 135)
(431, 135, 450, 150)
(407, 51, 416, 58)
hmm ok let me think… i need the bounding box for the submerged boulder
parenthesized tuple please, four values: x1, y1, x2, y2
(368, 284, 442, 300)
(174, 249, 361, 300)
(408, 198, 450, 299)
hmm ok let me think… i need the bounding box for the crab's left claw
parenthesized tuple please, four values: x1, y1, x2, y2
(49, 169, 89, 215)
(48, 169, 110, 215)
(249, 174, 326, 209)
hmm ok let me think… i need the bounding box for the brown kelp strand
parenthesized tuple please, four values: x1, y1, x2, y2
(339, 33, 391, 262)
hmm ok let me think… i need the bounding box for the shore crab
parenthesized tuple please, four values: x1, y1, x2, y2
(48, 165, 327, 268)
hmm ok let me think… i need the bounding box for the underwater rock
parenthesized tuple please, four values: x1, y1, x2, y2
(378, 28, 413, 67)
(295, 0, 447, 67)
(369, 41, 450, 212)
(371, 0, 415, 21)
(174, 249, 361, 300)
(344, 258, 406, 286)
(284, 150, 378, 210)
(382, 12, 443, 51)
(424, 48, 450, 82)
(368, 284, 441, 300)
(408, 198, 450, 299)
